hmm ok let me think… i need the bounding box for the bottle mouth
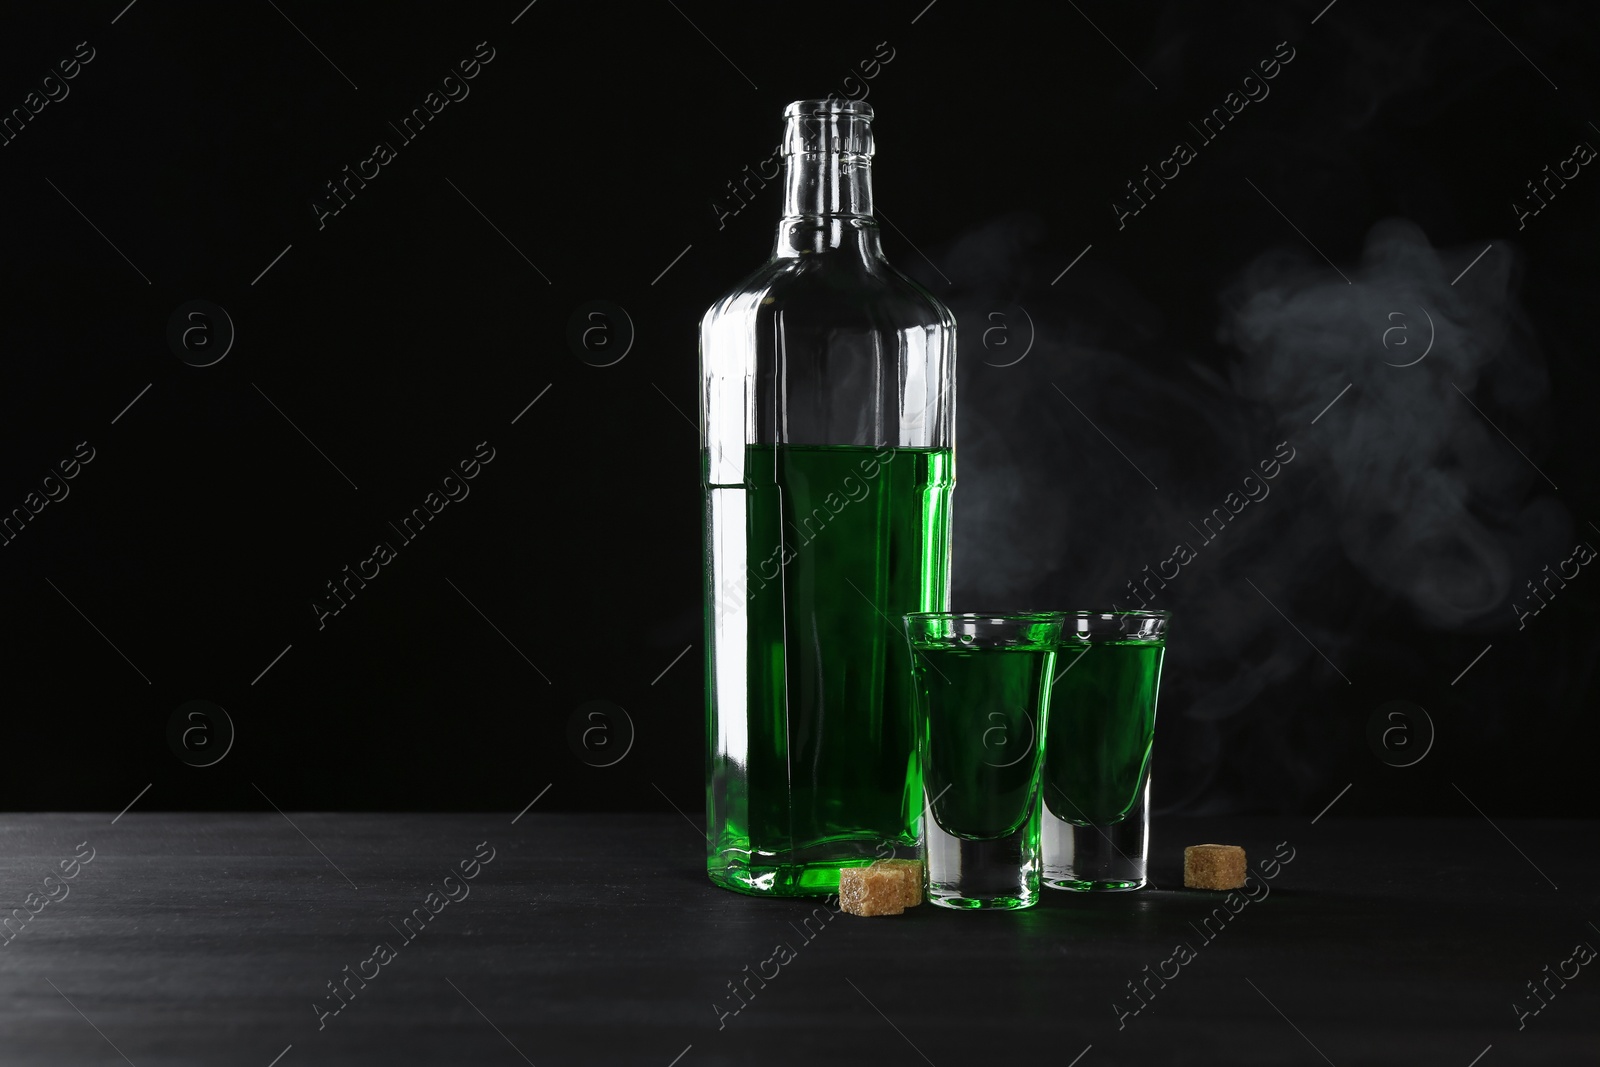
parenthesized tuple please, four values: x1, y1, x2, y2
(782, 98, 875, 158)
(783, 98, 875, 121)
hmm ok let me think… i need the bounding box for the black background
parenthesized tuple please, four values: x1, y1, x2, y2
(1, 0, 1594, 818)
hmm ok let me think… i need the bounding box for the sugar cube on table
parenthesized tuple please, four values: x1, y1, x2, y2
(839, 859, 923, 916)
(1184, 844, 1247, 890)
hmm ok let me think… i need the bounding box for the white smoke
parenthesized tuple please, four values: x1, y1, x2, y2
(1222, 217, 1568, 630)
(916, 211, 1567, 813)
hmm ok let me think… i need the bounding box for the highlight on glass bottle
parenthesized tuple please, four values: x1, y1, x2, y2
(700, 99, 957, 896)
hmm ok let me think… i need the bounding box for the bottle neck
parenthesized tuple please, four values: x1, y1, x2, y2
(775, 153, 883, 258)
(774, 106, 882, 259)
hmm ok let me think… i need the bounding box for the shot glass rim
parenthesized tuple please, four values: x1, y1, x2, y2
(1059, 609, 1170, 644)
(903, 611, 1065, 652)
(902, 610, 1067, 624)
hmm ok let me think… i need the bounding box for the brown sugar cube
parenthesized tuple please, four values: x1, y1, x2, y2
(838, 866, 903, 916)
(839, 863, 917, 916)
(1184, 844, 1248, 890)
(870, 859, 924, 907)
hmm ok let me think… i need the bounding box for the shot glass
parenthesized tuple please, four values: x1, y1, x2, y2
(903, 611, 1063, 910)
(1042, 610, 1169, 892)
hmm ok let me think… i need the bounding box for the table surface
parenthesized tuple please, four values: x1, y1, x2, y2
(0, 813, 1595, 1066)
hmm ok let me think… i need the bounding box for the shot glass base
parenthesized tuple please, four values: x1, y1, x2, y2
(1042, 875, 1145, 892)
(1041, 825, 1147, 892)
(929, 887, 1036, 910)
(1042, 782, 1150, 893)
(925, 824, 1041, 911)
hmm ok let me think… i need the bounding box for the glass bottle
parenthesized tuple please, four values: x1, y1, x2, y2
(699, 98, 957, 896)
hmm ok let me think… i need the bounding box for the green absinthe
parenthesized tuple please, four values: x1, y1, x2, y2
(1045, 640, 1164, 826)
(910, 646, 1055, 840)
(705, 443, 953, 895)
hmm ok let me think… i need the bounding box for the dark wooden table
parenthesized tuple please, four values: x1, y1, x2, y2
(0, 813, 1594, 1065)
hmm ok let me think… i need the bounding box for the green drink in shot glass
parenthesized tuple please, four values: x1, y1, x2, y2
(1042, 610, 1169, 892)
(903, 612, 1063, 910)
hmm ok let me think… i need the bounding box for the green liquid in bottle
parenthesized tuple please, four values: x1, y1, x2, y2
(908, 646, 1056, 839)
(705, 444, 953, 895)
(1044, 641, 1164, 826)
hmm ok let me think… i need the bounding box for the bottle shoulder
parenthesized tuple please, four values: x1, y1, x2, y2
(701, 253, 955, 334)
